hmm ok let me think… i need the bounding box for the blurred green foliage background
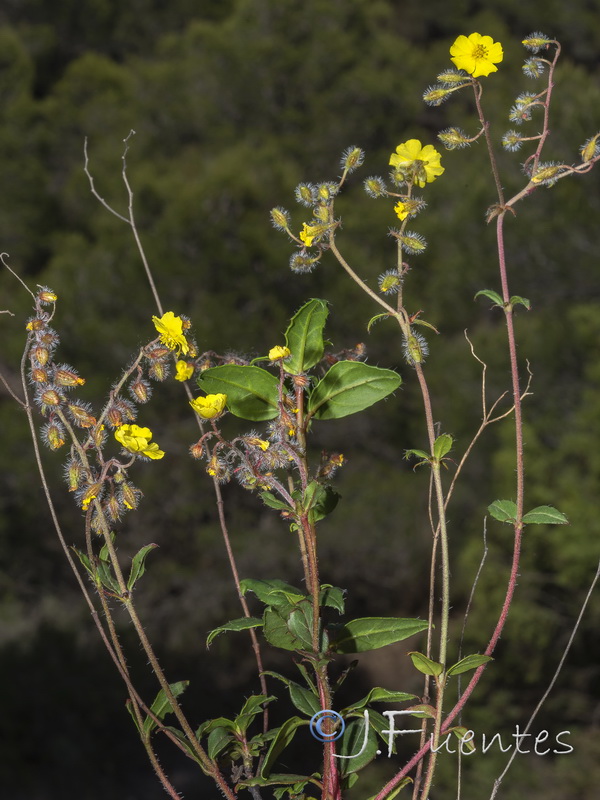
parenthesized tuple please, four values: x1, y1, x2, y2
(1, 1, 600, 798)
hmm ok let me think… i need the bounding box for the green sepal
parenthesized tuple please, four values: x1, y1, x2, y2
(367, 312, 392, 332)
(328, 617, 429, 654)
(206, 616, 263, 647)
(143, 680, 189, 736)
(522, 505, 569, 525)
(308, 361, 401, 420)
(488, 499, 518, 523)
(127, 543, 158, 591)
(284, 298, 329, 374)
(447, 654, 493, 676)
(197, 364, 279, 421)
(409, 652, 443, 677)
(474, 289, 503, 307)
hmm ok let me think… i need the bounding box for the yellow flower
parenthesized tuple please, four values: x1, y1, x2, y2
(389, 140, 444, 188)
(299, 223, 319, 247)
(175, 360, 194, 382)
(247, 437, 270, 451)
(189, 393, 228, 419)
(152, 311, 189, 355)
(115, 424, 165, 460)
(394, 201, 410, 221)
(268, 345, 291, 360)
(450, 33, 503, 78)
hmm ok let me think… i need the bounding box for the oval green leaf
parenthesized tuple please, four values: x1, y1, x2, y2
(206, 616, 263, 647)
(308, 361, 401, 420)
(446, 653, 493, 676)
(409, 652, 443, 677)
(197, 365, 279, 421)
(522, 505, 569, 525)
(284, 298, 329, 374)
(488, 499, 518, 523)
(328, 617, 428, 654)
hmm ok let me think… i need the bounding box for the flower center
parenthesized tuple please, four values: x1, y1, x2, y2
(473, 44, 489, 59)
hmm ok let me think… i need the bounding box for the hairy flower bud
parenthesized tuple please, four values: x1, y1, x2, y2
(340, 146, 364, 172)
(42, 420, 66, 450)
(30, 345, 50, 366)
(67, 402, 97, 428)
(270, 206, 291, 231)
(55, 366, 85, 388)
(37, 287, 58, 304)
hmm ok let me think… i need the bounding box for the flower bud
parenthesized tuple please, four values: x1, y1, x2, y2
(81, 482, 103, 511)
(40, 388, 61, 407)
(37, 287, 58, 304)
(55, 367, 85, 388)
(43, 421, 66, 450)
(30, 367, 50, 384)
(30, 345, 50, 366)
(67, 402, 97, 428)
(120, 482, 141, 510)
(270, 206, 291, 231)
(363, 176, 387, 198)
(129, 377, 152, 402)
(438, 127, 471, 150)
(341, 146, 364, 172)
(581, 133, 600, 163)
(190, 441, 204, 459)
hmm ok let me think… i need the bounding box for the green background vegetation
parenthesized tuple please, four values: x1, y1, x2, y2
(1, 1, 600, 797)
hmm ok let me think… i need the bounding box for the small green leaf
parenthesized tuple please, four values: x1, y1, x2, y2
(260, 717, 305, 778)
(404, 704, 436, 719)
(284, 298, 329, 374)
(522, 506, 569, 525)
(412, 318, 439, 333)
(328, 617, 428, 654)
(433, 433, 453, 461)
(409, 652, 443, 677)
(240, 578, 305, 608)
(207, 727, 234, 760)
(259, 492, 292, 511)
(447, 654, 493, 676)
(509, 295, 531, 310)
(488, 499, 518, 523)
(96, 560, 121, 594)
(127, 543, 158, 592)
(125, 699, 142, 734)
(262, 672, 321, 717)
(338, 718, 379, 776)
(319, 584, 345, 614)
(263, 605, 311, 651)
(236, 695, 276, 734)
(143, 681, 189, 736)
(197, 365, 279, 421)
(448, 726, 476, 752)
(342, 687, 416, 713)
(308, 361, 401, 420)
(366, 777, 413, 800)
(206, 617, 263, 647)
(475, 289, 504, 307)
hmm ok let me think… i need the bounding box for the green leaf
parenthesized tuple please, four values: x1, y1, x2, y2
(262, 672, 321, 717)
(447, 654, 493, 676)
(125, 699, 142, 734)
(319, 584, 345, 614)
(72, 548, 96, 581)
(259, 492, 292, 511)
(488, 499, 518, 523)
(241, 774, 312, 790)
(260, 717, 305, 778)
(328, 617, 429, 654)
(509, 295, 531, 310)
(449, 726, 476, 752)
(404, 703, 436, 719)
(308, 361, 401, 420)
(236, 695, 276, 734)
(475, 289, 503, 307)
(240, 578, 305, 608)
(263, 604, 312, 651)
(206, 616, 263, 647)
(522, 506, 569, 525)
(433, 433, 453, 460)
(337, 717, 379, 776)
(127, 543, 158, 591)
(207, 726, 234, 760)
(342, 687, 416, 713)
(366, 777, 412, 800)
(284, 298, 329, 374)
(409, 652, 443, 677)
(196, 716, 237, 738)
(197, 365, 279, 421)
(143, 681, 189, 736)
(96, 560, 121, 594)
